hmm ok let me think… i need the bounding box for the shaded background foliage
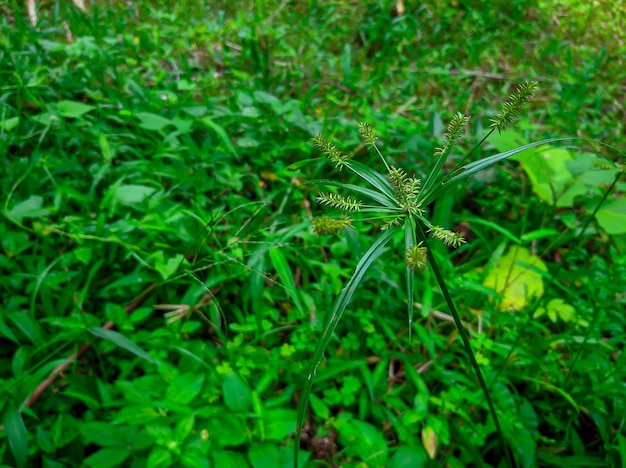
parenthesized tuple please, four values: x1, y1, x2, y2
(1, 0, 625, 467)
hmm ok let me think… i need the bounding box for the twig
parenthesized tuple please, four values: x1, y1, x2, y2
(25, 284, 157, 407)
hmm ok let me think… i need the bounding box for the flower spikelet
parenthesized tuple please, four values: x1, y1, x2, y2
(317, 192, 362, 212)
(358, 122, 377, 149)
(490, 81, 539, 134)
(312, 135, 348, 169)
(428, 226, 466, 248)
(594, 159, 626, 173)
(388, 166, 422, 214)
(434, 112, 470, 158)
(312, 215, 352, 235)
(381, 216, 402, 231)
(406, 243, 428, 271)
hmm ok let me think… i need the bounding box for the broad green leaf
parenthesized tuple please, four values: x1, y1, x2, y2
(249, 443, 280, 468)
(135, 112, 172, 131)
(84, 448, 131, 468)
(200, 117, 239, 158)
(207, 417, 247, 447)
(594, 198, 626, 234)
(114, 184, 156, 205)
(0, 116, 19, 131)
(181, 447, 210, 468)
(389, 447, 428, 467)
(90, 327, 155, 362)
(482, 247, 547, 311)
(333, 413, 388, 466)
(534, 298, 576, 323)
(223, 371, 251, 412)
(57, 100, 95, 118)
(268, 248, 305, 316)
(79, 421, 128, 447)
(113, 406, 163, 425)
(295, 225, 400, 466)
(263, 409, 296, 440)
(9, 196, 51, 223)
(153, 252, 184, 280)
(166, 373, 205, 404)
(3, 406, 28, 468)
(147, 446, 173, 468)
(212, 450, 248, 467)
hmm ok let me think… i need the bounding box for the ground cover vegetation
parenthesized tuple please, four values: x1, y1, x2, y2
(1, 0, 625, 467)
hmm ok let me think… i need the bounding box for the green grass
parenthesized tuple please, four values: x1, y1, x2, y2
(1, 1, 625, 467)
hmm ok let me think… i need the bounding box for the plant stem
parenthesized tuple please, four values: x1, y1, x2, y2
(415, 221, 515, 468)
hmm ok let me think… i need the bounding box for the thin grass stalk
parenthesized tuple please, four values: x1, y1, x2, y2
(404, 217, 416, 340)
(414, 222, 514, 468)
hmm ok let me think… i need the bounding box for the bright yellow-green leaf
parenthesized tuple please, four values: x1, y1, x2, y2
(483, 247, 547, 311)
(534, 298, 576, 323)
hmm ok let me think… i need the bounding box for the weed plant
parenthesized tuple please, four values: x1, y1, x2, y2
(296, 82, 625, 467)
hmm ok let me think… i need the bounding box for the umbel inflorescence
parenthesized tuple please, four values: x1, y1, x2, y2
(311, 122, 469, 270)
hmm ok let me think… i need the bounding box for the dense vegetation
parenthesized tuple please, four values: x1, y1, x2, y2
(1, 1, 625, 467)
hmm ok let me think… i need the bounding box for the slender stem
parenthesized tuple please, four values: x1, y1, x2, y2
(415, 222, 515, 468)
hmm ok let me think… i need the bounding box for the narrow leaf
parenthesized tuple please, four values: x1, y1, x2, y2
(346, 161, 397, 200)
(269, 248, 306, 316)
(3, 405, 28, 468)
(313, 180, 398, 209)
(90, 327, 155, 363)
(295, 225, 401, 466)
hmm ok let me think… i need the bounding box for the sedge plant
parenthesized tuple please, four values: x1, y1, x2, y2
(294, 81, 624, 467)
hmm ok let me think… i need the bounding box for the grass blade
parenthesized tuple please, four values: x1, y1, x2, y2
(346, 160, 397, 201)
(294, 225, 401, 467)
(269, 247, 305, 316)
(3, 405, 28, 468)
(90, 327, 155, 363)
(311, 180, 398, 208)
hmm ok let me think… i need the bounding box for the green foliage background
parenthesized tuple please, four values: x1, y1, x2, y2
(1, 0, 625, 467)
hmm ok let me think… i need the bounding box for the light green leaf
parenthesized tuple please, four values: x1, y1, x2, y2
(249, 443, 280, 468)
(263, 409, 296, 440)
(57, 100, 95, 118)
(147, 446, 173, 468)
(3, 406, 28, 468)
(135, 112, 172, 131)
(594, 198, 626, 234)
(114, 184, 156, 205)
(166, 373, 205, 404)
(483, 247, 547, 311)
(90, 327, 155, 362)
(9, 196, 51, 223)
(223, 372, 251, 412)
(333, 413, 388, 466)
(200, 117, 239, 158)
(84, 448, 131, 468)
(268, 248, 305, 316)
(0, 116, 19, 131)
(80, 422, 127, 446)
